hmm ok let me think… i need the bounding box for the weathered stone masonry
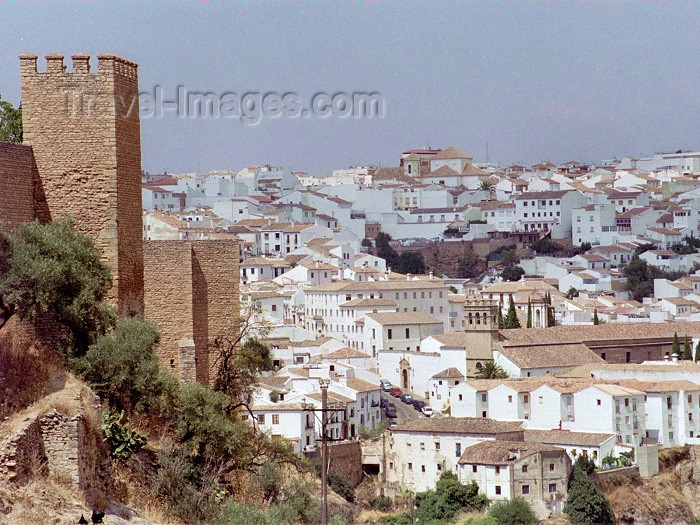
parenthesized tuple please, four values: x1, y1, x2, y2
(143, 239, 239, 385)
(0, 53, 240, 385)
(19, 53, 144, 317)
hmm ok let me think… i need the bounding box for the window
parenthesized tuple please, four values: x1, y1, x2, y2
(257, 414, 265, 424)
(549, 483, 557, 493)
(437, 464, 442, 471)
(388, 329, 393, 340)
(456, 443, 462, 458)
(522, 485, 530, 495)
(549, 463, 555, 471)
(495, 466, 500, 474)
(405, 328, 410, 338)
(472, 465, 478, 473)
(420, 442, 425, 450)
(508, 395, 513, 403)
(435, 442, 440, 451)
(597, 399, 601, 406)
(272, 414, 279, 425)
(495, 485, 501, 495)
(482, 411, 487, 418)
(421, 465, 426, 473)
(408, 463, 413, 471)
(522, 465, 528, 473)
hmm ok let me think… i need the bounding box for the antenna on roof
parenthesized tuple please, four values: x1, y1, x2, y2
(486, 140, 490, 164)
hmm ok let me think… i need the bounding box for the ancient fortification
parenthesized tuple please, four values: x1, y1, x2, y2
(0, 54, 239, 384)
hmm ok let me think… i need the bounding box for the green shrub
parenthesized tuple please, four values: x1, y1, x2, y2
(258, 460, 283, 503)
(153, 450, 218, 524)
(380, 513, 412, 525)
(358, 420, 389, 440)
(329, 470, 355, 503)
(466, 516, 499, 525)
(99, 409, 146, 463)
(373, 495, 392, 511)
(0, 218, 115, 354)
(73, 317, 177, 413)
(269, 389, 280, 403)
(488, 497, 537, 525)
(173, 382, 250, 462)
(414, 471, 488, 523)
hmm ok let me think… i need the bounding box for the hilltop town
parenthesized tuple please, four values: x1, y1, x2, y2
(2, 53, 700, 524)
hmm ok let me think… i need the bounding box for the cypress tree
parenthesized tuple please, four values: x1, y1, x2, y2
(526, 298, 532, 328)
(683, 336, 692, 360)
(497, 302, 505, 329)
(593, 309, 599, 325)
(545, 292, 556, 327)
(565, 466, 615, 525)
(672, 332, 681, 357)
(695, 340, 700, 363)
(505, 295, 520, 329)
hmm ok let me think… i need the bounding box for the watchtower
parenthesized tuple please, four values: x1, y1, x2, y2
(19, 53, 144, 315)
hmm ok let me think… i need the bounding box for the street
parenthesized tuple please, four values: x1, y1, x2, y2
(381, 391, 426, 425)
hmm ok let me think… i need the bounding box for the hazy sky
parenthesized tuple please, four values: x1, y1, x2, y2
(1, 1, 698, 175)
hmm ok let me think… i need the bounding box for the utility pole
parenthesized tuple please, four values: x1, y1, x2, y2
(300, 377, 344, 525)
(320, 377, 329, 525)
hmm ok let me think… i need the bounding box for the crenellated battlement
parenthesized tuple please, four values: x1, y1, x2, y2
(18, 53, 138, 80)
(18, 51, 144, 316)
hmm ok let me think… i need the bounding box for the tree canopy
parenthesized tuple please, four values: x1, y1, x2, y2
(394, 251, 425, 275)
(487, 497, 538, 525)
(475, 361, 509, 379)
(565, 463, 615, 525)
(0, 219, 115, 353)
(0, 93, 22, 143)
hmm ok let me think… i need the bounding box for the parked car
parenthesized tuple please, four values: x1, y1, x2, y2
(389, 388, 403, 397)
(380, 397, 388, 408)
(379, 379, 392, 391)
(400, 394, 414, 404)
(388, 419, 398, 426)
(422, 406, 434, 417)
(412, 400, 425, 411)
(386, 402, 396, 410)
(385, 408, 398, 418)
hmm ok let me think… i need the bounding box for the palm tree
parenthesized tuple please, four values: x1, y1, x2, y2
(475, 361, 509, 379)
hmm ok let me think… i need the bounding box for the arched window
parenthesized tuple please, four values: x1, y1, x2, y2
(468, 313, 473, 324)
(476, 362, 483, 371)
(475, 313, 481, 325)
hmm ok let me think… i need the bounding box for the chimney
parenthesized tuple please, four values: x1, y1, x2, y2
(663, 354, 670, 361)
(406, 273, 411, 281)
(672, 353, 679, 363)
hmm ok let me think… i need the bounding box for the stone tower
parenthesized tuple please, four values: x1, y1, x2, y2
(463, 289, 500, 377)
(19, 53, 144, 316)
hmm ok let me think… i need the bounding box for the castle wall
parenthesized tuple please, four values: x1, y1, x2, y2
(19, 54, 144, 316)
(143, 239, 239, 385)
(143, 240, 195, 379)
(0, 143, 38, 228)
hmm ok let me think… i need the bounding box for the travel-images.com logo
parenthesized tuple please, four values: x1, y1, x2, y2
(59, 85, 385, 125)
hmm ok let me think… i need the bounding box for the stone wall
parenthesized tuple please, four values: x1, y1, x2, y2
(393, 238, 529, 278)
(0, 394, 110, 504)
(328, 441, 364, 486)
(19, 53, 144, 316)
(143, 239, 239, 385)
(0, 417, 46, 485)
(0, 142, 38, 229)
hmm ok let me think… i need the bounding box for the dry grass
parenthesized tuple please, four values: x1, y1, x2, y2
(0, 316, 68, 421)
